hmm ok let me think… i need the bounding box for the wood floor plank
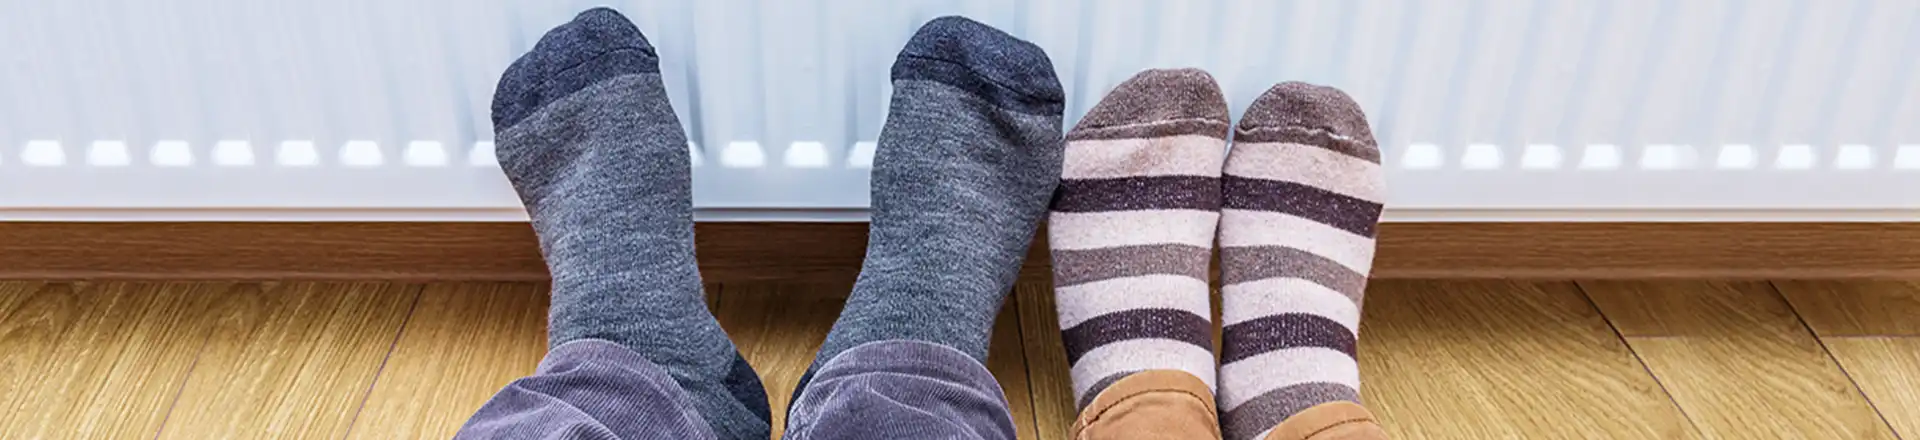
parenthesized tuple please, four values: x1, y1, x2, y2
(156, 282, 421, 439)
(14, 276, 1914, 439)
(345, 283, 548, 439)
(1358, 280, 1697, 439)
(1581, 280, 1802, 338)
(987, 297, 1040, 440)
(0, 282, 235, 439)
(0, 281, 47, 319)
(714, 283, 846, 438)
(1822, 337, 1920, 438)
(0, 281, 58, 422)
(1580, 280, 1897, 439)
(1775, 280, 1920, 336)
(1014, 281, 1076, 440)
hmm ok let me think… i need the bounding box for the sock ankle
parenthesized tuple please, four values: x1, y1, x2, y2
(798, 16, 1065, 397)
(491, 8, 768, 439)
(1047, 68, 1229, 409)
(1217, 82, 1383, 440)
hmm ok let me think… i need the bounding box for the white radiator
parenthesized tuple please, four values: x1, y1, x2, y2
(3, 0, 1916, 221)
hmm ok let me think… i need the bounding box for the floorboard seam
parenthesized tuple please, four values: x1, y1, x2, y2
(1570, 281, 1709, 438)
(1767, 281, 1905, 438)
(149, 282, 222, 440)
(1015, 284, 1070, 440)
(1003, 295, 1045, 439)
(336, 283, 427, 440)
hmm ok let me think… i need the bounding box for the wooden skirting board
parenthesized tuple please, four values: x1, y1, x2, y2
(1, 222, 1917, 281)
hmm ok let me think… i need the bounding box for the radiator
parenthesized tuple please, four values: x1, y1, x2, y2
(3, 0, 1916, 221)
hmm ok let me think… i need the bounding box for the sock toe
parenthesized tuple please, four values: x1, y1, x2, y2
(1239, 83, 1372, 141)
(491, 7, 661, 131)
(895, 16, 1064, 114)
(1072, 68, 1229, 136)
(1236, 82, 1378, 162)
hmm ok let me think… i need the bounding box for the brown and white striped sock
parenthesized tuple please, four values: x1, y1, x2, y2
(1217, 82, 1383, 440)
(1049, 68, 1230, 410)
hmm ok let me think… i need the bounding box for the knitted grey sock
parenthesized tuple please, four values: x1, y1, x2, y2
(797, 16, 1065, 397)
(491, 8, 768, 439)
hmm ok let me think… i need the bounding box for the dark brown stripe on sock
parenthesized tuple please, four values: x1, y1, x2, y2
(1232, 126, 1381, 163)
(1218, 245, 1368, 299)
(1220, 313, 1357, 363)
(1066, 119, 1231, 141)
(1053, 244, 1213, 286)
(1053, 176, 1223, 213)
(1063, 308, 1214, 364)
(1223, 382, 1361, 440)
(1076, 369, 1144, 410)
(1221, 175, 1381, 238)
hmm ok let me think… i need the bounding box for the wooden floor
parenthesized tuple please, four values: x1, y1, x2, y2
(2, 280, 1917, 439)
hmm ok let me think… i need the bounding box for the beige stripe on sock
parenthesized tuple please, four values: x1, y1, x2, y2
(1049, 209, 1219, 250)
(1224, 141, 1383, 202)
(1218, 209, 1376, 273)
(1062, 134, 1227, 179)
(1056, 274, 1215, 329)
(1218, 347, 1361, 411)
(1220, 279, 1361, 331)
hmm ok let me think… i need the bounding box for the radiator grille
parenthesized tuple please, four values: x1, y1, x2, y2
(2, 0, 1916, 220)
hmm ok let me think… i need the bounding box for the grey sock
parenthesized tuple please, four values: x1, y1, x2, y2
(491, 8, 768, 439)
(798, 16, 1065, 397)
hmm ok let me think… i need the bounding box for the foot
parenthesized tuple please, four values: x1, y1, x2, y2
(800, 16, 1065, 397)
(1049, 68, 1230, 409)
(492, 8, 769, 439)
(1218, 82, 1383, 440)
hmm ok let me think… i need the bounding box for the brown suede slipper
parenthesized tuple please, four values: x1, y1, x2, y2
(1070, 369, 1223, 440)
(1263, 401, 1388, 440)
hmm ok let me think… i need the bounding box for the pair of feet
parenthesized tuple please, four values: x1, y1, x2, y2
(1051, 72, 1383, 440)
(493, 9, 1060, 439)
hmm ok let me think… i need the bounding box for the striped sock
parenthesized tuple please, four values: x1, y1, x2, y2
(1217, 82, 1383, 440)
(1049, 68, 1229, 410)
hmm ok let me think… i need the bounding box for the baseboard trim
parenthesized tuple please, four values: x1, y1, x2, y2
(2, 222, 1917, 281)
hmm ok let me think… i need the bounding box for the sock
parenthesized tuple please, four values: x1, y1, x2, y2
(1216, 82, 1383, 440)
(798, 16, 1065, 398)
(491, 8, 769, 439)
(1047, 69, 1228, 410)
